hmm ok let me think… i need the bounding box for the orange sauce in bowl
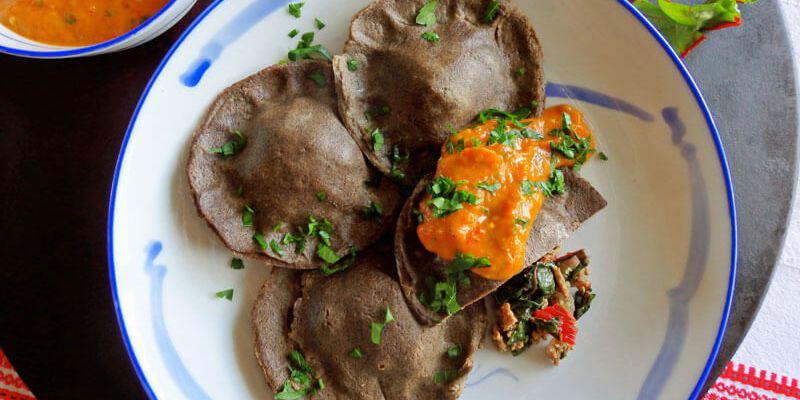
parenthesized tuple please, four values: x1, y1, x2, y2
(416, 105, 595, 281)
(0, 0, 170, 46)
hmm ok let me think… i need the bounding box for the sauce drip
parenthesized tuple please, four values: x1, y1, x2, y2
(416, 105, 595, 281)
(0, 0, 169, 46)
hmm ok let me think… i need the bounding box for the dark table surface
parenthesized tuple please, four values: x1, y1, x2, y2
(1, 1, 796, 399)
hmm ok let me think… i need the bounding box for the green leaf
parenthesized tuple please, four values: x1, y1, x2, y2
(287, 2, 304, 18)
(215, 289, 234, 301)
(362, 201, 384, 220)
(515, 67, 526, 77)
(598, 151, 608, 161)
(315, 17, 326, 30)
(316, 243, 340, 264)
(364, 105, 391, 121)
(288, 44, 333, 62)
(242, 204, 255, 227)
(426, 176, 479, 218)
(208, 130, 247, 157)
(270, 240, 285, 257)
(316, 191, 327, 202)
(371, 128, 384, 152)
(320, 245, 357, 276)
(347, 58, 360, 71)
(433, 369, 459, 384)
(370, 307, 395, 345)
(484, 0, 500, 22)
(447, 345, 462, 358)
(230, 258, 245, 270)
(349, 347, 364, 359)
(253, 233, 268, 251)
(288, 29, 299, 38)
(308, 71, 326, 87)
(477, 181, 501, 194)
(574, 290, 596, 320)
(416, 0, 438, 26)
(421, 31, 440, 43)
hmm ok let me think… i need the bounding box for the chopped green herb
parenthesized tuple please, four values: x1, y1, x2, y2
(477, 181, 501, 194)
(316, 191, 327, 202)
(548, 112, 593, 170)
(320, 245, 357, 276)
(215, 289, 234, 301)
(253, 233, 268, 251)
(427, 176, 480, 218)
(364, 105, 391, 121)
(515, 67, 526, 77)
(272, 222, 286, 232)
(316, 243, 340, 264)
(415, 0, 438, 26)
(230, 258, 245, 270)
(421, 31, 440, 43)
(447, 345, 462, 358)
(574, 290, 596, 320)
(471, 137, 480, 147)
(270, 239, 285, 257)
(301, 31, 315, 44)
(208, 130, 247, 157)
(389, 146, 409, 181)
(287, 2, 304, 18)
(346, 58, 360, 71)
(598, 151, 608, 161)
(484, 0, 500, 22)
(276, 350, 324, 399)
(64, 13, 77, 25)
(242, 204, 255, 227)
(282, 231, 307, 254)
(514, 218, 529, 228)
(433, 369, 459, 384)
(371, 128, 384, 152)
(370, 307, 395, 345)
(421, 253, 490, 315)
(288, 29, 299, 38)
(363, 201, 383, 220)
(308, 71, 327, 87)
(314, 17, 326, 29)
(521, 180, 536, 196)
(349, 347, 364, 359)
(288, 44, 333, 62)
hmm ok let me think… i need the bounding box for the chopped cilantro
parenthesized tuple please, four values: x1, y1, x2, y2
(477, 181, 501, 194)
(427, 176, 480, 218)
(370, 307, 395, 345)
(484, 0, 500, 22)
(447, 345, 462, 358)
(346, 58, 360, 71)
(242, 204, 255, 227)
(282, 231, 307, 254)
(320, 245, 357, 276)
(314, 17, 325, 30)
(514, 218, 529, 228)
(598, 151, 608, 160)
(316, 243, 340, 264)
(208, 130, 247, 157)
(301, 31, 315, 44)
(389, 146, 409, 181)
(215, 289, 233, 301)
(253, 233, 268, 251)
(349, 347, 364, 359)
(308, 71, 327, 87)
(415, 0, 438, 26)
(363, 201, 383, 220)
(316, 191, 327, 201)
(270, 240, 284, 257)
(421, 253, 490, 315)
(515, 66, 526, 77)
(433, 369, 459, 384)
(272, 222, 286, 232)
(548, 112, 593, 170)
(371, 128, 384, 152)
(364, 105, 391, 120)
(288, 29, 299, 38)
(288, 44, 332, 62)
(471, 137, 480, 147)
(421, 31, 440, 43)
(230, 258, 245, 270)
(275, 350, 324, 399)
(287, 2, 304, 18)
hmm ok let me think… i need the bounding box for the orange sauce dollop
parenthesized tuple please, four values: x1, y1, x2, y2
(416, 105, 595, 281)
(0, 0, 169, 46)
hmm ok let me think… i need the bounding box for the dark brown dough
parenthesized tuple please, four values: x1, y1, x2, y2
(252, 245, 487, 399)
(187, 60, 401, 269)
(395, 170, 607, 325)
(333, 0, 546, 182)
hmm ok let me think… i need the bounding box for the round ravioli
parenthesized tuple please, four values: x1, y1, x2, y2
(396, 170, 607, 325)
(187, 60, 401, 269)
(333, 0, 545, 181)
(252, 245, 487, 400)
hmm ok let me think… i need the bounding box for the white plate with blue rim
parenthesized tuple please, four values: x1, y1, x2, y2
(108, 0, 736, 399)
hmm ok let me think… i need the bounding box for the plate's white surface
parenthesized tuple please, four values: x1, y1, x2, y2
(109, 1, 735, 399)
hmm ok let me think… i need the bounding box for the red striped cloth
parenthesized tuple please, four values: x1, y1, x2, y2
(0, 349, 35, 400)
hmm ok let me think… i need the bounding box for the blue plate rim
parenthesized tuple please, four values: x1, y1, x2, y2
(0, 0, 180, 57)
(106, 1, 738, 399)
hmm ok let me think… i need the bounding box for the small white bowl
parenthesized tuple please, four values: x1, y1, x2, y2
(0, 0, 196, 58)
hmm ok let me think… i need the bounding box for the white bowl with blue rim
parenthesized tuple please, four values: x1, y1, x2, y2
(0, 0, 196, 58)
(108, 0, 736, 398)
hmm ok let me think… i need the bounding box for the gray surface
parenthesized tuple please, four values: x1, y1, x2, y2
(685, 0, 800, 392)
